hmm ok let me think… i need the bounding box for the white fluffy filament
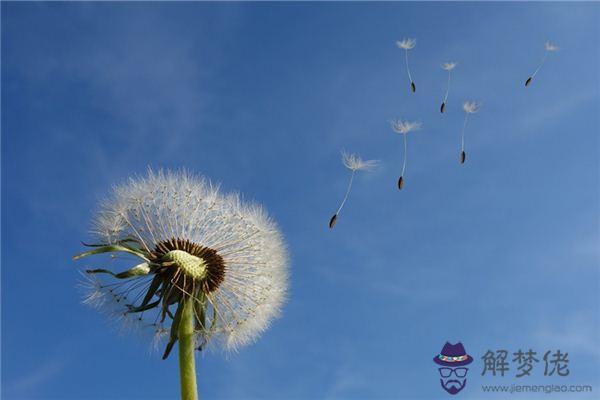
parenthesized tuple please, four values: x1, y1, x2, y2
(335, 170, 355, 216)
(461, 113, 469, 152)
(405, 49, 413, 85)
(401, 133, 408, 178)
(531, 51, 548, 79)
(443, 69, 452, 104)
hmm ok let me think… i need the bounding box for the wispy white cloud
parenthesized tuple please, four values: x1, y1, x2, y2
(69, 21, 215, 159)
(6, 358, 67, 397)
(325, 361, 370, 399)
(534, 312, 600, 358)
(516, 89, 598, 134)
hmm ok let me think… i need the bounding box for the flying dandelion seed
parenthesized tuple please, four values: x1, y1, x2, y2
(396, 38, 417, 93)
(525, 41, 559, 87)
(329, 152, 378, 229)
(459, 101, 481, 164)
(74, 169, 289, 400)
(390, 119, 422, 189)
(440, 62, 457, 113)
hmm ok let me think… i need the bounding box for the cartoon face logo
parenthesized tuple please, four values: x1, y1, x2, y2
(433, 342, 473, 395)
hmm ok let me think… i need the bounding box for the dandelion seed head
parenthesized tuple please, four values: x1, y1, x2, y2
(545, 41, 559, 52)
(341, 152, 379, 172)
(442, 62, 457, 71)
(462, 101, 481, 114)
(396, 38, 416, 50)
(390, 119, 422, 135)
(81, 168, 289, 353)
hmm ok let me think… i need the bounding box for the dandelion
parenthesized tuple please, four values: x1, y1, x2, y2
(390, 119, 422, 189)
(459, 101, 481, 164)
(329, 152, 378, 228)
(396, 38, 417, 93)
(440, 62, 457, 113)
(525, 41, 559, 87)
(73, 169, 289, 400)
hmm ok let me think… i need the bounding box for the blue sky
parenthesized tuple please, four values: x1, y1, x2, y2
(2, 2, 599, 399)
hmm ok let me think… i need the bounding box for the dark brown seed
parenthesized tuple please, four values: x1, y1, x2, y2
(411, 81, 416, 92)
(525, 77, 532, 87)
(398, 176, 404, 190)
(440, 102, 446, 113)
(329, 214, 338, 229)
(460, 151, 466, 164)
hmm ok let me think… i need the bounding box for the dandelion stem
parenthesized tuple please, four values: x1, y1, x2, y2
(179, 297, 199, 400)
(401, 134, 408, 177)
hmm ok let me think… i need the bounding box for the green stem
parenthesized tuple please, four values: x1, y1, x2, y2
(179, 297, 199, 400)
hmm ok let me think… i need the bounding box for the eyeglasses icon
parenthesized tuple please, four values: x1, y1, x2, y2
(439, 367, 468, 378)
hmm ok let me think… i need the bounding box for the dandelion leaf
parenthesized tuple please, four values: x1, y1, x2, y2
(140, 274, 162, 308)
(73, 244, 149, 262)
(162, 301, 184, 360)
(126, 299, 161, 314)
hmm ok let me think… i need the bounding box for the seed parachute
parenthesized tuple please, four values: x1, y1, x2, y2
(390, 119, 422, 189)
(329, 152, 378, 229)
(397, 38, 417, 93)
(440, 62, 457, 113)
(525, 41, 558, 87)
(459, 101, 481, 164)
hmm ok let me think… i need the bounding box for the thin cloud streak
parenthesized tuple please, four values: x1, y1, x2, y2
(5, 358, 67, 398)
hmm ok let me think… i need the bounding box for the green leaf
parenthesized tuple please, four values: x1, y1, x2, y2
(85, 263, 151, 279)
(81, 238, 140, 248)
(194, 292, 207, 331)
(209, 306, 217, 333)
(126, 300, 161, 313)
(162, 301, 184, 360)
(166, 289, 180, 305)
(196, 304, 217, 352)
(73, 245, 150, 262)
(160, 284, 181, 323)
(86, 268, 118, 276)
(160, 283, 175, 323)
(115, 263, 151, 278)
(140, 274, 162, 308)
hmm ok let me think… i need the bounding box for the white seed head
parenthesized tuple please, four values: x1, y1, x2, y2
(341, 151, 379, 172)
(462, 101, 481, 114)
(86, 169, 289, 352)
(396, 38, 416, 50)
(390, 119, 422, 135)
(545, 41, 559, 52)
(442, 62, 457, 71)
